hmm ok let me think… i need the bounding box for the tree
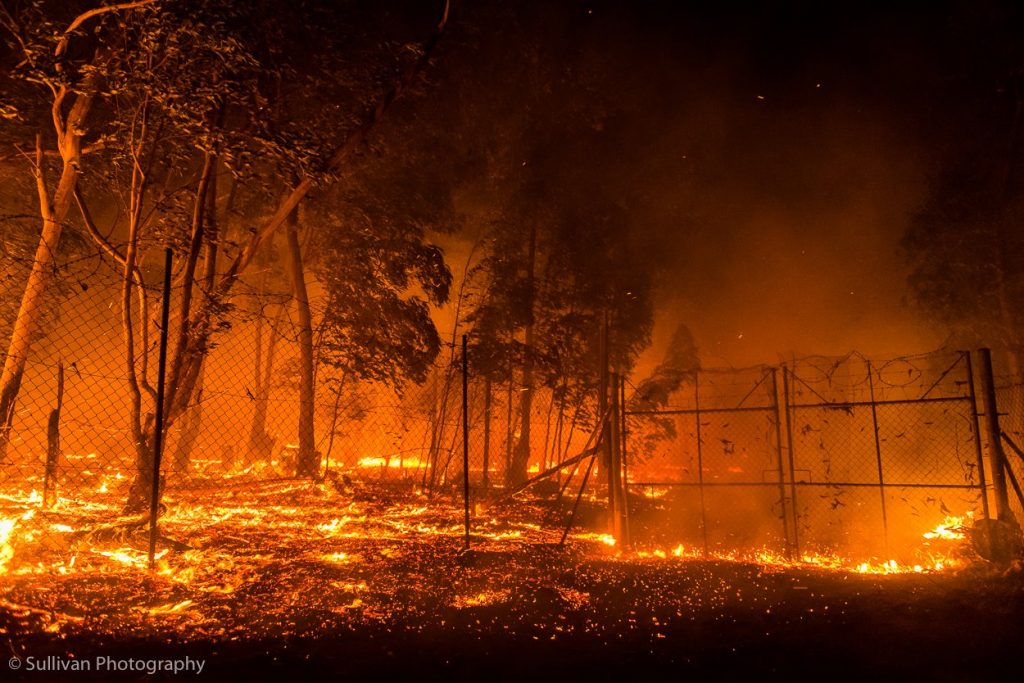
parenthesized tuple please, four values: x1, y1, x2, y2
(0, 0, 160, 460)
(627, 322, 700, 461)
(903, 3, 1024, 375)
(0, 0, 456, 511)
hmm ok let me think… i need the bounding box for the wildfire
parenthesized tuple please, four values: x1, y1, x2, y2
(923, 515, 969, 541)
(0, 477, 988, 646)
(618, 510, 976, 574)
(356, 456, 425, 470)
(0, 499, 39, 572)
(577, 532, 617, 547)
(0, 518, 16, 570)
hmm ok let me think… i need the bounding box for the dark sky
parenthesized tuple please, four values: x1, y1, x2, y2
(433, 1, 1023, 370)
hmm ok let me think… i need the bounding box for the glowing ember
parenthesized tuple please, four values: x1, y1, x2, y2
(453, 590, 511, 608)
(0, 480, 984, 649)
(357, 456, 425, 470)
(322, 552, 352, 564)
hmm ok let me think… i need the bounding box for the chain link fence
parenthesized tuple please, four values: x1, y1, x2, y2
(0, 246, 599, 511)
(995, 378, 1024, 522)
(0, 244, 1018, 561)
(626, 350, 992, 561)
(624, 365, 788, 552)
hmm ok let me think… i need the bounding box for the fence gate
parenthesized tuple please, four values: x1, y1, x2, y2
(785, 351, 988, 561)
(625, 365, 793, 555)
(625, 351, 991, 561)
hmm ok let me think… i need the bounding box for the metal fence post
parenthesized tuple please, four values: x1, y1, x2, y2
(694, 371, 709, 555)
(461, 334, 470, 550)
(148, 247, 173, 570)
(482, 378, 491, 492)
(781, 366, 801, 556)
(964, 351, 992, 524)
(978, 348, 1014, 523)
(866, 360, 891, 556)
(770, 367, 793, 558)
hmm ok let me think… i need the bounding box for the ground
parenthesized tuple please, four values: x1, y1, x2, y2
(1, 482, 1022, 681)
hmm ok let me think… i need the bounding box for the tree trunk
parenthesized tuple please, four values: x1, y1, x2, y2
(171, 367, 203, 475)
(125, 153, 215, 513)
(321, 373, 346, 477)
(285, 205, 317, 478)
(0, 114, 93, 460)
(248, 304, 281, 460)
(509, 224, 537, 486)
(172, 156, 220, 477)
(504, 347, 514, 484)
(43, 361, 64, 507)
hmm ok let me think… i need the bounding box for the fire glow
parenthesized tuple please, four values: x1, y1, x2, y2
(0, 482, 975, 607)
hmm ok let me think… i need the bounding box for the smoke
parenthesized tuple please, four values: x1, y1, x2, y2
(429, 1, 960, 372)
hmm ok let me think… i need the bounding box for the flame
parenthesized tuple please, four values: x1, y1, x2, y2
(0, 506, 39, 573)
(576, 532, 617, 547)
(357, 456, 425, 470)
(321, 552, 352, 564)
(0, 478, 980, 644)
(0, 518, 16, 571)
(145, 599, 194, 616)
(629, 543, 961, 575)
(923, 515, 969, 541)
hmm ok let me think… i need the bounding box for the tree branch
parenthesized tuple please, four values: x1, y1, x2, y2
(56, 0, 160, 58)
(216, 0, 455, 295)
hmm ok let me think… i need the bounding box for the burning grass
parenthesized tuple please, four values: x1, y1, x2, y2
(0, 481, 1020, 679)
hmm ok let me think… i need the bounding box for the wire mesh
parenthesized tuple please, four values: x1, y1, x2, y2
(0, 245, 601, 510)
(0, 241, 1012, 561)
(626, 350, 991, 560)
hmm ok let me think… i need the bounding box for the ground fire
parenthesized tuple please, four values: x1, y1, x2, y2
(2, 0, 1024, 680)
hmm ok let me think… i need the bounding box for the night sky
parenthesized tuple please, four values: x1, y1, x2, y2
(428, 1, 1024, 369)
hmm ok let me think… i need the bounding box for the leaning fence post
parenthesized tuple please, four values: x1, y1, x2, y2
(769, 367, 793, 558)
(866, 360, 891, 557)
(149, 247, 173, 570)
(461, 334, 471, 551)
(781, 367, 801, 557)
(694, 370, 709, 556)
(978, 348, 1014, 524)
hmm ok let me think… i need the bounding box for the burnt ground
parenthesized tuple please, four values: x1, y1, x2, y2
(1, 483, 1022, 681)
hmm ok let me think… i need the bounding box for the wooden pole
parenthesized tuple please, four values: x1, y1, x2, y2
(978, 348, 1014, 523)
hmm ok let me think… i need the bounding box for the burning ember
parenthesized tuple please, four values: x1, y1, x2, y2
(0, 481, 980, 621)
(0, 480, 1016, 682)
